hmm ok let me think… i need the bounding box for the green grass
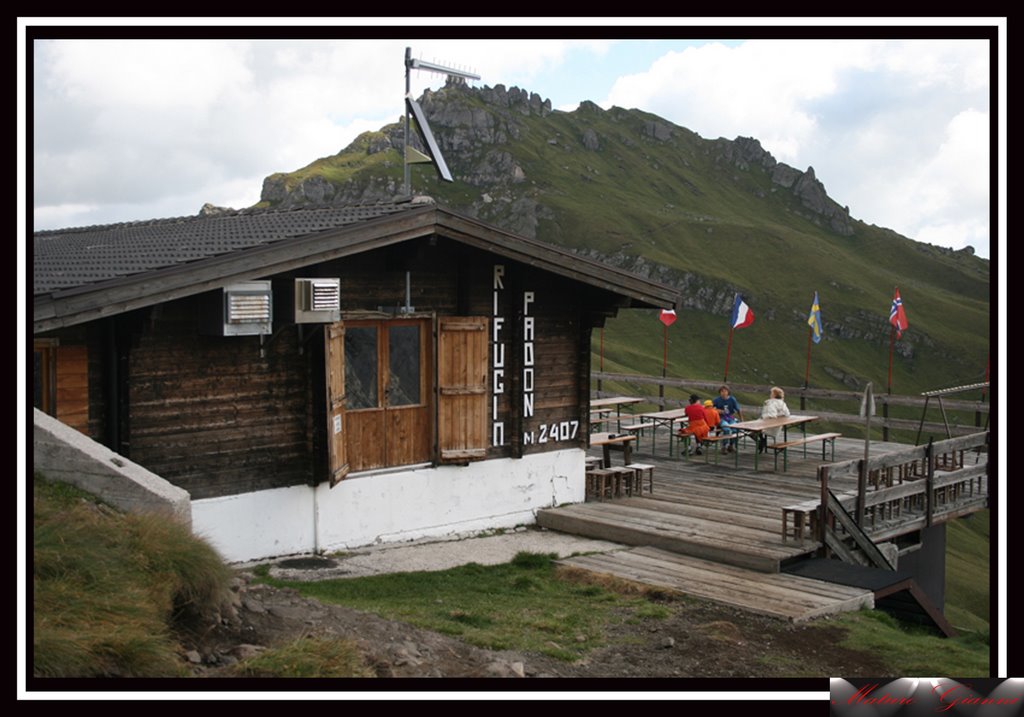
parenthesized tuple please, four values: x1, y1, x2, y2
(830, 609, 989, 676)
(257, 551, 668, 662)
(33, 473, 234, 677)
(230, 636, 374, 678)
(945, 510, 991, 632)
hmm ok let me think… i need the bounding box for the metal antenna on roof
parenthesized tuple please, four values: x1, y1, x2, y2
(403, 47, 481, 197)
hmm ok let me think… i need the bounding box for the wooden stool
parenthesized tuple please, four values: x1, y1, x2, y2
(585, 468, 615, 500)
(584, 456, 603, 471)
(605, 467, 634, 498)
(625, 463, 654, 495)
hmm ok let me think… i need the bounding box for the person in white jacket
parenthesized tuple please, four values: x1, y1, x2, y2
(758, 386, 790, 453)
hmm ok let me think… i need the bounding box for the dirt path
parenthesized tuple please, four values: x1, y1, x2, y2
(177, 568, 890, 680)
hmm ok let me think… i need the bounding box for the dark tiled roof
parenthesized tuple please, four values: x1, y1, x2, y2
(33, 201, 423, 295)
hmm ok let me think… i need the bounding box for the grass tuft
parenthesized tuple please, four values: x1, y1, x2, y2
(33, 474, 233, 677)
(231, 636, 374, 678)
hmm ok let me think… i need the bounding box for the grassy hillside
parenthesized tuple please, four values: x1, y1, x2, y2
(262, 82, 990, 398)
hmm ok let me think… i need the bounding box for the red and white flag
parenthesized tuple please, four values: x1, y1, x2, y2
(659, 308, 677, 327)
(889, 288, 909, 339)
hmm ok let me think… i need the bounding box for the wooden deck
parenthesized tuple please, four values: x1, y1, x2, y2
(558, 547, 874, 622)
(536, 433, 988, 621)
(541, 435, 917, 571)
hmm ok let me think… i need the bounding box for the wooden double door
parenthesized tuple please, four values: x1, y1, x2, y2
(325, 317, 433, 480)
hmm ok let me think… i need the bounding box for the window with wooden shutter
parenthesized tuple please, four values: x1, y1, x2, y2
(324, 322, 350, 487)
(437, 317, 488, 463)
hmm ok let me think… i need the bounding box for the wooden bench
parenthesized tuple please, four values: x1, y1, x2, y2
(781, 499, 822, 544)
(771, 432, 842, 471)
(699, 434, 740, 467)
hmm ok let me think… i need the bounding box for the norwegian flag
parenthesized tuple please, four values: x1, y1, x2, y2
(659, 308, 677, 327)
(889, 288, 909, 339)
(730, 294, 754, 329)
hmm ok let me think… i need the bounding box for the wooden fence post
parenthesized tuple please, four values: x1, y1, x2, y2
(925, 438, 935, 527)
(818, 465, 829, 546)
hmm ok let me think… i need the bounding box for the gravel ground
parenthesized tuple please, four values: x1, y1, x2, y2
(245, 526, 628, 581)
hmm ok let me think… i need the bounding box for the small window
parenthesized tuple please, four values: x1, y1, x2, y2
(33, 339, 57, 416)
(388, 324, 421, 406)
(344, 326, 379, 410)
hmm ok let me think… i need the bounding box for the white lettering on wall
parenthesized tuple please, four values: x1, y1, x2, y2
(522, 291, 535, 418)
(491, 265, 505, 447)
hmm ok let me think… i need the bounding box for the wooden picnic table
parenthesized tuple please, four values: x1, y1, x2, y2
(589, 396, 644, 432)
(729, 414, 819, 470)
(632, 407, 690, 457)
(589, 431, 637, 468)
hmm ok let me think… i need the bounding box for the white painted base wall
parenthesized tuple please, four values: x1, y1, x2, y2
(191, 449, 585, 564)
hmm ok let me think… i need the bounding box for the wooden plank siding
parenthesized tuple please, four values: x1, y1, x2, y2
(126, 297, 311, 499)
(44, 236, 627, 499)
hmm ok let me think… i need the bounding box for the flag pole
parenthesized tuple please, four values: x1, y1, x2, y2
(597, 327, 604, 394)
(887, 326, 895, 395)
(805, 327, 813, 388)
(724, 326, 735, 383)
(803, 326, 813, 410)
(661, 323, 668, 409)
(885, 324, 895, 442)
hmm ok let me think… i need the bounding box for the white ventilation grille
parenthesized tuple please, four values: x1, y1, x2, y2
(227, 293, 272, 323)
(310, 280, 341, 311)
(221, 281, 273, 335)
(295, 278, 341, 323)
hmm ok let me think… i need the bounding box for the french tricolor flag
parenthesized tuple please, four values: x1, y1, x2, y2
(731, 294, 755, 329)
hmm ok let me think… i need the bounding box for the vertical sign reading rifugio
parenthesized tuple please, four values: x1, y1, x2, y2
(491, 266, 578, 449)
(492, 265, 505, 447)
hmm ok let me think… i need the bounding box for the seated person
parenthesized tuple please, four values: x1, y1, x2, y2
(678, 394, 709, 455)
(703, 399, 721, 432)
(713, 385, 742, 453)
(758, 386, 791, 453)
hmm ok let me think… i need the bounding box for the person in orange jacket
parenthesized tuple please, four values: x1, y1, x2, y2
(703, 399, 721, 432)
(678, 394, 709, 455)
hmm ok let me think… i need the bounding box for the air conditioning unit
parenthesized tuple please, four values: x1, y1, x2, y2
(217, 281, 273, 335)
(294, 278, 341, 323)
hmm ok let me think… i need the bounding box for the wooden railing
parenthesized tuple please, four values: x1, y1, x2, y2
(817, 431, 990, 550)
(592, 370, 990, 441)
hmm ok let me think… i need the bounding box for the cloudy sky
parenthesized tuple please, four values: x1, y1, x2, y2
(23, 21, 1002, 261)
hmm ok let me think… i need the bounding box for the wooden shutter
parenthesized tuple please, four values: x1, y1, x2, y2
(56, 344, 89, 434)
(437, 317, 488, 463)
(324, 322, 350, 487)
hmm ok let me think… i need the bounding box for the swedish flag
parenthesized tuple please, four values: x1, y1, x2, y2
(807, 292, 823, 344)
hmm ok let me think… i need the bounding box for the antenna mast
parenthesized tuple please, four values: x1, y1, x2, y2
(403, 47, 481, 196)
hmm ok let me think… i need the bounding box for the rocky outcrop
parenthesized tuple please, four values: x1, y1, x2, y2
(198, 202, 235, 217)
(715, 137, 853, 236)
(643, 120, 673, 142)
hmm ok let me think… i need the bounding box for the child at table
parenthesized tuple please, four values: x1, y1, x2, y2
(702, 399, 725, 452)
(678, 394, 709, 456)
(703, 400, 721, 431)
